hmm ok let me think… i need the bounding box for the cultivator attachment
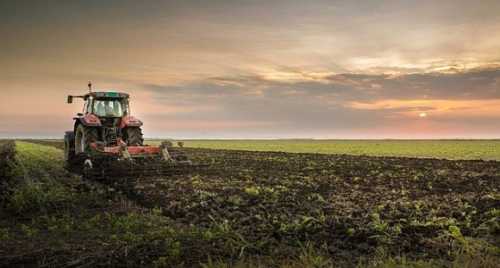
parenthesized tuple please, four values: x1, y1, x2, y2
(89, 140, 190, 163)
(68, 141, 196, 178)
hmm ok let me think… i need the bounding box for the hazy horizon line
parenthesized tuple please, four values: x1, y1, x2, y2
(6, 137, 500, 141)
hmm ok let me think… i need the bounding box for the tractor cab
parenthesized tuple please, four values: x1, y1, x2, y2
(91, 98, 128, 118)
(68, 92, 130, 118)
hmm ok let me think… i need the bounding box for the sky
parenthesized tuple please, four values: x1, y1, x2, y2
(1, 0, 500, 139)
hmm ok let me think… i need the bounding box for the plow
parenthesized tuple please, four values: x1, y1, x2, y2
(64, 84, 194, 178)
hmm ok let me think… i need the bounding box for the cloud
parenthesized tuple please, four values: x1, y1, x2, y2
(348, 99, 500, 119)
(138, 66, 500, 138)
(145, 66, 500, 101)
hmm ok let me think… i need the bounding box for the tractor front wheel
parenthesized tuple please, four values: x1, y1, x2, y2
(124, 127, 143, 146)
(74, 125, 98, 155)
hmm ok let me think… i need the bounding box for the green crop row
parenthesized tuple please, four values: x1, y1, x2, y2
(148, 139, 500, 161)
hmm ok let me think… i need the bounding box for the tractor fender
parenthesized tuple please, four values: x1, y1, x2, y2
(74, 114, 102, 127)
(120, 115, 143, 128)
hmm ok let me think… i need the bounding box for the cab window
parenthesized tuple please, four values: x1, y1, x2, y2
(93, 99, 124, 117)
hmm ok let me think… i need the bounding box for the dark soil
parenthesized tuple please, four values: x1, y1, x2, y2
(107, 148, 500, 261)
(4, 141, 500, 266)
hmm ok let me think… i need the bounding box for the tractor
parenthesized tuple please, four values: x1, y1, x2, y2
(64, 85, 189, 177)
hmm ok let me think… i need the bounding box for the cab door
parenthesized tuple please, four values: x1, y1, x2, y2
(83, 98, 93, 114)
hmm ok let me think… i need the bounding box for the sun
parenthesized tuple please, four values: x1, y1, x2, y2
(419, 112, 428, 118)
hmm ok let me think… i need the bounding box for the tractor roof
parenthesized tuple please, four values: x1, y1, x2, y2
(84, 91, 129, 99)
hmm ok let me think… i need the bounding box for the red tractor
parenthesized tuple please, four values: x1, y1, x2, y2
(65, 87, 189, 176)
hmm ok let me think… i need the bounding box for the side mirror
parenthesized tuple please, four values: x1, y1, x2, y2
(67, 96, 73, 104)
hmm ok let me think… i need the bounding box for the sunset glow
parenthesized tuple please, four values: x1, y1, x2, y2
(1, 1, 500, 138)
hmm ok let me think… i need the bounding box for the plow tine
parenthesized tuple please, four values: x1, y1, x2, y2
(81, 161, 208, 179)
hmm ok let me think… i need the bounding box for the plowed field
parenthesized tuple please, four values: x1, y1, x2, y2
(1, 140, 499, 267)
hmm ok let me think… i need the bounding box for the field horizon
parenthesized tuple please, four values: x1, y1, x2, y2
(10, 139, 500, 161)
(151, 139, 500, 161)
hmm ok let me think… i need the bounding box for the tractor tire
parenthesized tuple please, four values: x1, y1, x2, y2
(64, 131, 75, 162)
(125, 127, 143, 146)
(74, 124, 99, 155)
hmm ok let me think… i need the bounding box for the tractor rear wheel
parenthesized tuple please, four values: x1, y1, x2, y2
(125, 127, 143, 146)
(64, 131, 75, 162)
(74, 125, 99, 155)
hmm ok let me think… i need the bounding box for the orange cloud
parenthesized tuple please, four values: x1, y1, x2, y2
(348, 99, 500, 118)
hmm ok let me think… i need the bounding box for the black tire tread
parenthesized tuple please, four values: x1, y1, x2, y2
(125, 127, 144, 146)
(75, 125, 99, 154)
(64, 131, 75, 162)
